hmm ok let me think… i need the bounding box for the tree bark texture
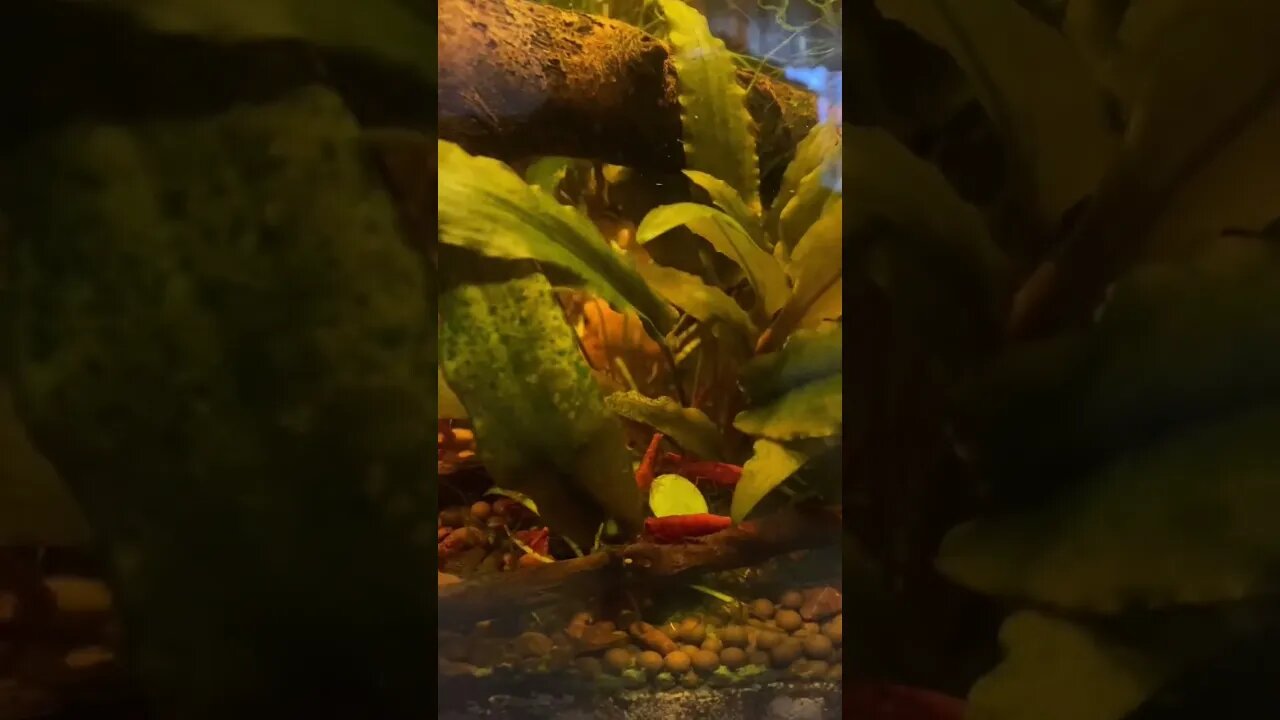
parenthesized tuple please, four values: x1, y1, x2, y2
(438, 0, 820, 200)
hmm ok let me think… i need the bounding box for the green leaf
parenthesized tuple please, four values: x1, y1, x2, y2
(684, 170, 764, 248)
(730, 439, 809, 522)
(604, 391, 724, 461)
(967, 612, 1209, 720)
(439, 251, 645, 547)
(759, 199, 843, 352)
(739, 325, 842, 406)
(876, 0, 1118, 223)
(939, 405, 1280, 614)
(438, 141, 676, 335)
(777, 142, 842, 254)
(969, 238, 1280, 496)
(1015, 1, 1280, 332)
(768, 122, 842, 247)
(649, 473, 709, 517)
(0, 382, 92, 546)
(524, 156, 574, 199)
(660, 0, 760, 214)
(635, 263, 756, 347)
(637, 203, 789, 318)
(3, 86, 437, 712)
(1107, 0, 1280, 258)
(98, 0, 436, 84)
(438, 368, 468, 419)
(733, 374, 842, 441)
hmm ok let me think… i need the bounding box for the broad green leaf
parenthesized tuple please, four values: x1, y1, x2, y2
(637, 203, 789, 318)
(768, 122, 842, 245)
(0, 383, 92, 546)
(635, 263, 756, 347)
(759, 199, 842, 352)
(438, 368, 468, 419)
(730, 439, 808, 522)
(3, 86, 436, 713)
(650, 474, 709, 517)
(939, 405, 1280, 614)
(968, 238, 1280, 498)
(97, 0, 435, 84)
(1015, 0, 1280, 332)
(876, 0, 1118, 222)
(604, 391, 724, 461)
(440, 252, 645, 547)
(660, 0, 761, 214)
(524, 156, 574, 199)
(439, 141, 676, 334)
(739, 325, 842, 406)
(967, 612, 1208, 720)
(734, 374, 842, 441)
(777, 146, 842, 253)
(684, 170, 764, 248)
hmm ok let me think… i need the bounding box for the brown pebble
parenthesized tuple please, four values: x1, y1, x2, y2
(748, 650, 770, 667)
(720, 646, 748, 669)
(719, 625, 748, 648)
(665, 650, 692, 673)
(775, 609, 803, 632)
(604, 647, 632, 673)
(756, 631, 783, 650)
(827, 662, 842, 681)
(750, 598, 775, 619)
(701, 636, 723, 653)
(678, 618, 706, 644)
(680, 670, 702, 688)
(680, 644, 701, 656)
(692, 649, 720, 672)
(780, 590, 803, 610)
(470, 501, 492, 520)
(804, 660, 830, 678)
(637, 650, 664, 673)
(803, 634, 833, 659)
(515, 631, 554, 657)
(770, 639, 803, 667)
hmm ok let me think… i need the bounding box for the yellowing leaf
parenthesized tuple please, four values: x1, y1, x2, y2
(731, 439, 808, 522)
(733, 375, 842, 441)
(939, 405, 1280, 614)
(876, 0, 1118, 222)
(684, 170, 764, 248)
(649, 474, 709, 517)
(777, 150, 842, 254)
(637, 203, 789, 318)
(768, 122, 842, 248)
(605, 391, 724, 461)
(660, 0, 760, 213)
(760, 200, 842, 352)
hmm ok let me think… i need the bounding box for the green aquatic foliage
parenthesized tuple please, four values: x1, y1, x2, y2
(939, 405, 1280, 614)
(0, 382, 92, 546)
(730, 439, 809, 523)
(738, 325, 842, 407)
(634, 263, 756, 347)
(876, 0, 1118, 224)
(438, 141, 675, 336)
(684, 170, 766, 248)
(439, 252, 645, 547)
(760, 199, 844, 352)
(649, 473, 709, 517)
(659, 0, 761, 215)
(733, 374, 842, 442)
(604, 391, 725, 461)
(524, 156, 576, 199)
(636, 202, 789, 320)
(2, 86, 435, 716)
(96, 0, 436, 84)
(767, 122, 841, 252)
(965, 239, 1280, 495)
(966, 612, 1206, 720)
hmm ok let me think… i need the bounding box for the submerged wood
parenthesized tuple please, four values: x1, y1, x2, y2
(437, 506, 841, 623)
(438, 0, 820, 199)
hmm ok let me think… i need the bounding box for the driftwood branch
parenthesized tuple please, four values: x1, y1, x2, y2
(438, 506, 841, 623)
(438, 0, 820, 199)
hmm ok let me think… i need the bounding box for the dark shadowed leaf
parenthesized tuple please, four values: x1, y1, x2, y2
(605, 391, 724, 461)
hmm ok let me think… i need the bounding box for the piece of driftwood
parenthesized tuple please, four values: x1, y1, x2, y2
(438, 0, 820, 199)
(437, 506, 841, 623)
